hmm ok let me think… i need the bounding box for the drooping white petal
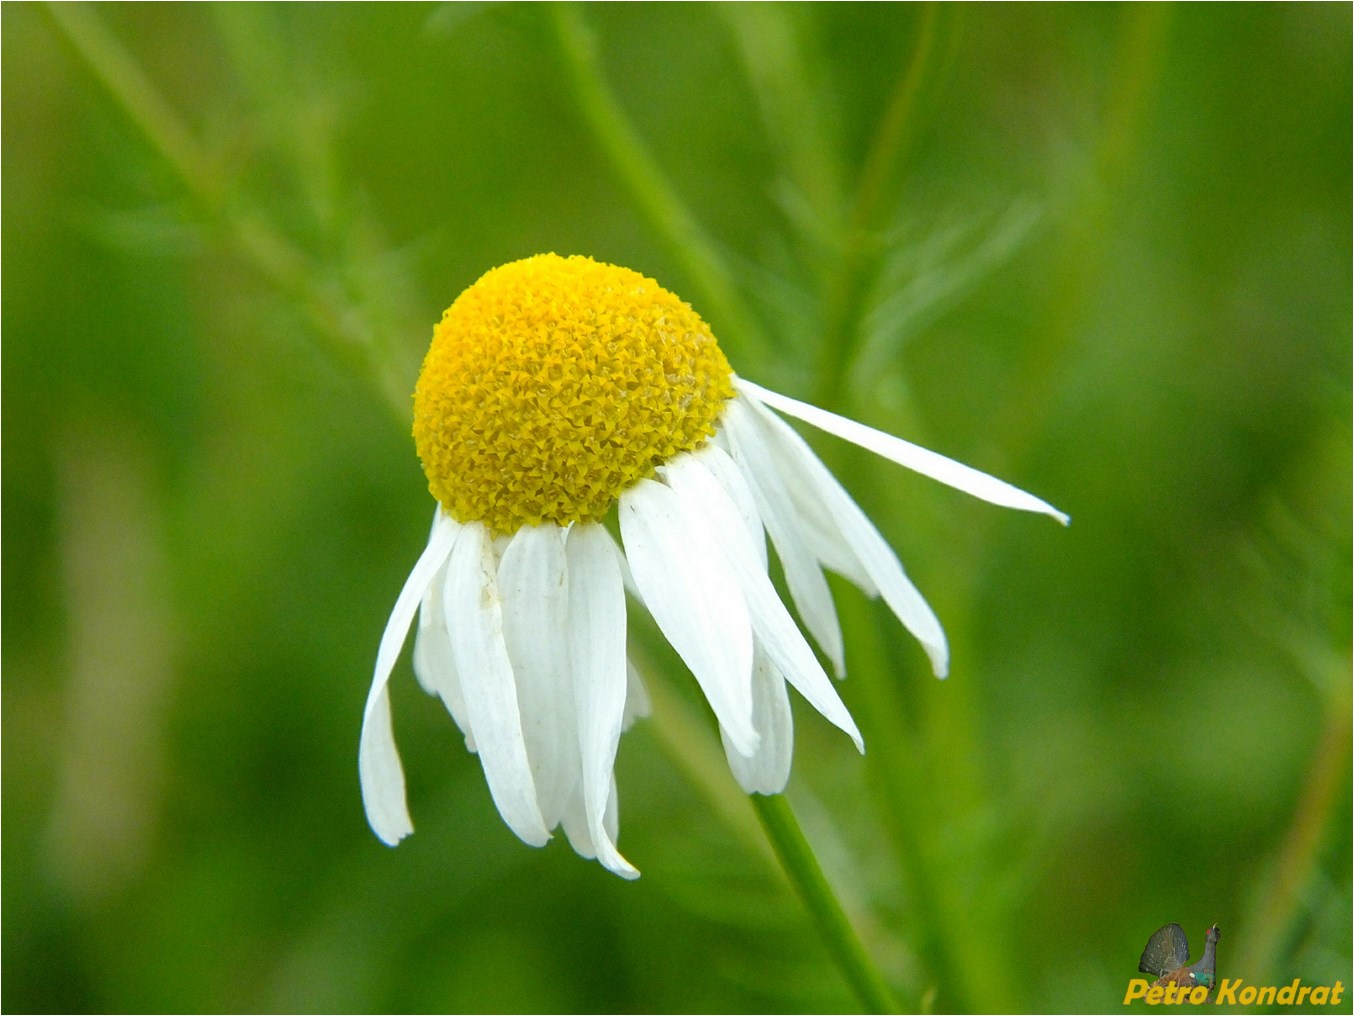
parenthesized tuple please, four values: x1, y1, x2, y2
(737, 378, 1070, 525)
(558, 778, 622, 864)
(410, 507, 452, 703)
(359, 510, 460, 846)
(690, 442, 767, 567)
(443, 522, 551, 847)
(731, 398, 878, 595)
(558, 783, 595, 859)
(664, 452, 863, 750)
(358, 692, 410, 846)
(412, 583, 442, 700)
(413, 561, 476, 752)
(721, 649, 794, 795)
(747, 401, 952, 677)
(565, 523, 637, 879)
(734, 394, 877, 595)
(603, 773, 620, 846)
(623, 660, 651, 732)
(498, 524, 574, 828)
(723, 399, 847, 676)
(604, 529, 642, 602)
(619, 477, 758, 756)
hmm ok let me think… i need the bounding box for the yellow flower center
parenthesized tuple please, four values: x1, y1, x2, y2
(413, 254, 735, 535)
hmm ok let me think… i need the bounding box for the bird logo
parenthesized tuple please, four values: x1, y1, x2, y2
(1138, 923, 1221, 997)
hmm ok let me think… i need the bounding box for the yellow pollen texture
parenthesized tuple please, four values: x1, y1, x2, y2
(413, 254, 735, 535)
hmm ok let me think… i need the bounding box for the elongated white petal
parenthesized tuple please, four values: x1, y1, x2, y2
(623, 660, 651, 731)
(721, 650, 794, 795)
(411, 508, 452, 705)
(689, 442, 767, 567)
(558, 782, 595, 859)
(498, 524, 574, 828)
(557, 777, 622, 863)
(604, 529, 642, 602)
(749, 403, 951, 677)
(411, 582, 443, 700)
(414, 561, 477, 752)
(360, 510, 460, 845)
(724, 399, 847, 676)
(358, 691, 411, 846)
(737, 378, 1070, 524)
(566, 524, 638, 879)
(620, 477, 758, 756)
(735, 394, 877, 596)
(603, 773, 620, 846)
(664, 453, 863, 749)
(443, 523, 550, 847)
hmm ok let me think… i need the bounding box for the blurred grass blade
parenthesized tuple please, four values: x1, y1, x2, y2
(815, 2, 945, 405)
(44, 2, 414, 420)
(549, 3, 767, 361)
(852, 198, 1047, 383)
(44, 3, 223, 202)
(718, 4, 845, 251)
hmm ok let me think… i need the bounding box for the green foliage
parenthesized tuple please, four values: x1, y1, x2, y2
(4, 3, 1349, 1012)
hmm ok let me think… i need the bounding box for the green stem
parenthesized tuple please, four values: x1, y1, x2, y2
(815, 3, 940, 407)
(631, 651, 775, 866)
(638, 652, 904, 1011)
(751, 794, 903, 1014)
(44, 3, 223, 203)
(1236, 675, 1352, 979)
(43, 3, 410, 423)
(549, 3, 766, 360)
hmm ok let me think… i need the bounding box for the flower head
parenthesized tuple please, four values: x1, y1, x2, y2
(361, 253, 1066, 878)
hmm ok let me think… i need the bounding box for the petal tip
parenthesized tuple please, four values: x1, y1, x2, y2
(605, 855, 641, 880)
(374, 820, 414, 847)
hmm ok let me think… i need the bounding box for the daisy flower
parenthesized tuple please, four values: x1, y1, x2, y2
(360, 253, 1066, 879)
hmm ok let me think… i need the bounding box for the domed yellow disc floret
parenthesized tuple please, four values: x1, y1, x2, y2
(413, 254, 735, 535)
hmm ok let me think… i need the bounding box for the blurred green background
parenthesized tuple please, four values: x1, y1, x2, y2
(4, 3, 1350, 1013)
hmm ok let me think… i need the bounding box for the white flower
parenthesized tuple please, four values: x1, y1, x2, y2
(359, 254, 1066, 879)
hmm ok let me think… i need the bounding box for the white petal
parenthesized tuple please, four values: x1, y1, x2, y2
(724, 399, 847, 676)
(663, 453, 863, 749)
(413, 561, 477, 752)
(619, 477, 758, 756)
(748, 403, 951, 677)
(359, 510, 459, 846)
(721, 650, 794, 795)
(623, 660, 651, 731)
(603, 773, 620, 846)
(443, 522, 551, 847)
(687, 442, 767, 567)
(412, 582, 442, 700)
(498, 524, 574, 828)
(737, 378, 1070, 525)
(358, 690, 411, 846)
(734, 393, 877, 595)
(566, 524, 638, 879)
(604, 529, 642, 602)
(558, 783, 595, 859)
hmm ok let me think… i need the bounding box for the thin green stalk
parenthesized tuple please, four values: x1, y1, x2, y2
(632, 652, 775, 867)
(992, 2, 1170, 460)
(751, 794, 903, 1015)
(549, 3, 766, 361)
(836, 593, 986, 1012)
(43, 3, 410, 423)
(44, 3, 223, 203)
(1237, 676, 1352, 979)
(815, 3, 941, 407)
(638, 655, 905, 1011)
